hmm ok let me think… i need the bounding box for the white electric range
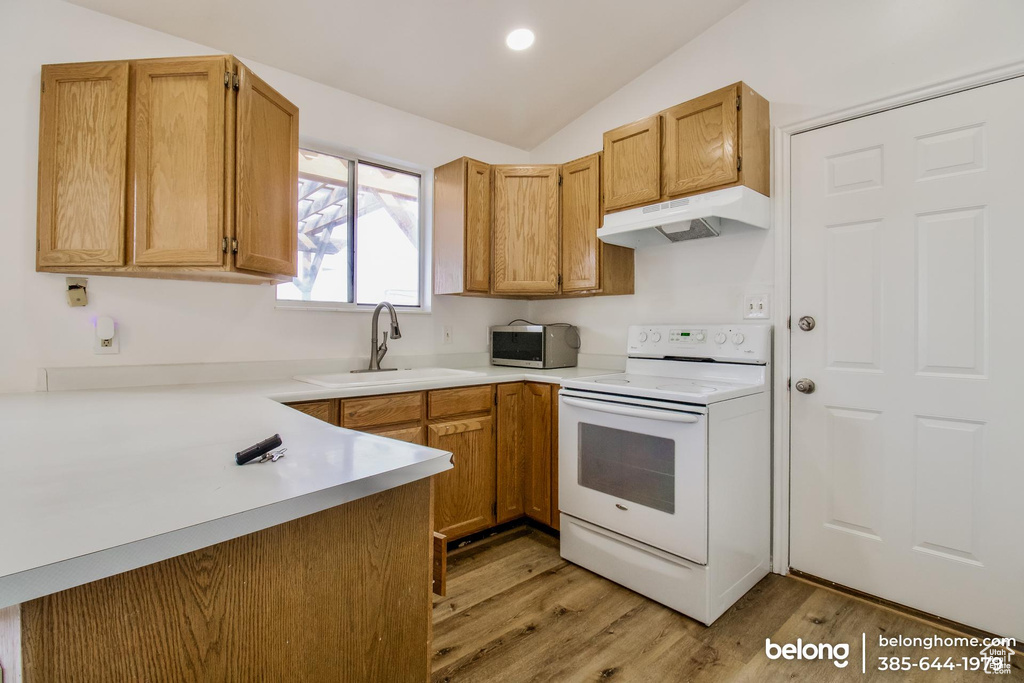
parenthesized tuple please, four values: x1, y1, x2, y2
(558, 323, 771, 626)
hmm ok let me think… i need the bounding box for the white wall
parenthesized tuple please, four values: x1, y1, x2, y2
(0, 0, 529, 394)
(528, 0, 1024, 354)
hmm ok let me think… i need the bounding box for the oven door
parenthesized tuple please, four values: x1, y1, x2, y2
(558, 390, 708, 564)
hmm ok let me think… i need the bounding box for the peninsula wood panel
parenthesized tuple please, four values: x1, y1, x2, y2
(341, 392, 424, 429)
(560, 153, 601, 292)
(661, 84, 739, 198)
(491, 165, 560, 294)
(20, 479, 433, 683)
(495, 383, 525, 523)
(428, 384, 494, 420)
(602, 114, 661, 212)
(429, 416, 496, 539)
(37, 61, 129, 268)
(523, 382, 553, 525)
(234, 62, 298, 277)
(130, 57, 227, 266)
(464, 159, 491, 292)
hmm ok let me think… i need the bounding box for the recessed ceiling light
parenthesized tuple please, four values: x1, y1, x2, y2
(506, 28, 535, 51)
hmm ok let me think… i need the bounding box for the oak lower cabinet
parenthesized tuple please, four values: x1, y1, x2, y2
(602, 81, 770, 214)
(36, 55, 298, 284)
(285, 381, 560, 540)
(522, 382, 554, 525)
(429, 415, 496, 539)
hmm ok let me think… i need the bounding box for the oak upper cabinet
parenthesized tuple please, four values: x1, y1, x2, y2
(429, 415, 496, 539)
(130, 57, 228, 267)
(602, 114, 661, 212)
(491, 165, 560, 295)
(433, 157, 491, 295)
(234, 63, 299, 277)
(495, 383, 525, 523)
(522, 382, 553, 525)
(37, 61, 129, 268)
(661, 82, 768, 199)
(36, 55, 298, 283)
(602, 82, 770, 213)
(560, 153, 633, 296)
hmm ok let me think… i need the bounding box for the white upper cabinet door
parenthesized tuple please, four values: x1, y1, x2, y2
(790, 76, 1024, 641)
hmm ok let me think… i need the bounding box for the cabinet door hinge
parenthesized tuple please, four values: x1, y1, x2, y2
(224, 70, 231, 89)
(232, 73, 240, 91)
(231, 238, 239, 254)
(737, 156, 742, 172)
(558, 174, 563, 186)
(41, 78, 45, 94)
(221, 237, 229, 253)
(557, 274, 562, 286)
(736, 95, 741, 110)
(492, 502, 497, 517)
(37, 238, 41, 252)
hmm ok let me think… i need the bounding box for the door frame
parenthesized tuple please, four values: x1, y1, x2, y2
(770, 59, 1024, 574)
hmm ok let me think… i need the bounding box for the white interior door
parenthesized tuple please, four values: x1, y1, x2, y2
(790, 76, 1024, 640)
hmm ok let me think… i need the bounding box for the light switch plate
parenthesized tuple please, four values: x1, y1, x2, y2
(743, 293, 771, 320)
(442, 325, 453, 345)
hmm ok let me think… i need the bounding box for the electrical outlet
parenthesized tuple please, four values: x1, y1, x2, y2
(743, 293, 770, 320)
(442, 325, 453, 345)
(94, 316, 120, 354)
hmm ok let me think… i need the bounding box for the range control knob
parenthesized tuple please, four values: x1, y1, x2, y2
(652, 332, 662, 342)
(638, 332, 648, 342)
(713, 332, 727, 344)
(695, 332, 706, 342)
(732, 333, 746, 345)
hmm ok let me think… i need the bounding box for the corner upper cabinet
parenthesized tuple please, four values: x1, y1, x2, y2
(602, 114, 661, 212)
(433, 157, 491, 295)
(661, 82, 768, 198)
(36, 55, 299, 284)
(37, 61, 129, 268)
(560, 153, 633, 296)
(491, 165, 560, 294)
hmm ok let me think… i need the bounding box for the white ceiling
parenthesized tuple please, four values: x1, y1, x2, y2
(67, 0, 747, 150)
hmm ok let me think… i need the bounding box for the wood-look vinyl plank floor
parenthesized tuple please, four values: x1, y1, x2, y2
(432, 528, 1021, 682)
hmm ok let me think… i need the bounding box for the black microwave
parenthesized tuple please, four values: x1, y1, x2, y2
(490, 324, 578, 369)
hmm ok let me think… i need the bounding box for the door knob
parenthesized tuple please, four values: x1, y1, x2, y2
(794, 378, 816, 394)
(798, 316, 816, 331)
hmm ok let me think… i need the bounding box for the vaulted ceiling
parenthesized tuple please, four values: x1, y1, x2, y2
(67, 0, 748, 149)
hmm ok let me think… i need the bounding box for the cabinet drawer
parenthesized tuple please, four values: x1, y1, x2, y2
(429, 385, 493, 420)
(364, 424, 426, 446)
(286, 399, 335, 424)
(341, 392, 424, 429)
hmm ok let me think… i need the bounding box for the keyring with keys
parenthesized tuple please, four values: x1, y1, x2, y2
(258, 448, 287, 463)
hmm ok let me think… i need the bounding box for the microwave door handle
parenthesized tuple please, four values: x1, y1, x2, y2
(560, 397, 701, 423)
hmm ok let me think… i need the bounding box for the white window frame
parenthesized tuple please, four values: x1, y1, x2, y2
(274, 142, 431, 314)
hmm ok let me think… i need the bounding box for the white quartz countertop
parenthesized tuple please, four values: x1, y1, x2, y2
(0, 364, 614, 608)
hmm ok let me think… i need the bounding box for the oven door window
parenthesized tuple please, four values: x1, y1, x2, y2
(578, 423, 675, 514)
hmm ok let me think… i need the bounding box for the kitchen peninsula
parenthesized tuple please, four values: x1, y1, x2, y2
(0, 389, 452, 681)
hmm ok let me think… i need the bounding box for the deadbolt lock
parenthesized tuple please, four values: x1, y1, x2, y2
(798, 316, 816, 331)
(794, 378, 816, 394)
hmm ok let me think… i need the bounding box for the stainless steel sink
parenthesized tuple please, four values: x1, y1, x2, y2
(293, 367, 486, 389)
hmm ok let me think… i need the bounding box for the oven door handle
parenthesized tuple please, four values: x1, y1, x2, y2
(560, 396, 701, 423)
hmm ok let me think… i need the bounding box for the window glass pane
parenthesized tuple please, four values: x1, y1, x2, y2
(355, 162, 420, 306)
(277, 149, 351, 303)
(578, 423, 676, 514)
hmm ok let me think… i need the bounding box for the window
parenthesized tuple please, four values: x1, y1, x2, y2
(277, 148, 422, 308)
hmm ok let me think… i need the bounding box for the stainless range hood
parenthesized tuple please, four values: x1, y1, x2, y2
(598, 186, 770, 248)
